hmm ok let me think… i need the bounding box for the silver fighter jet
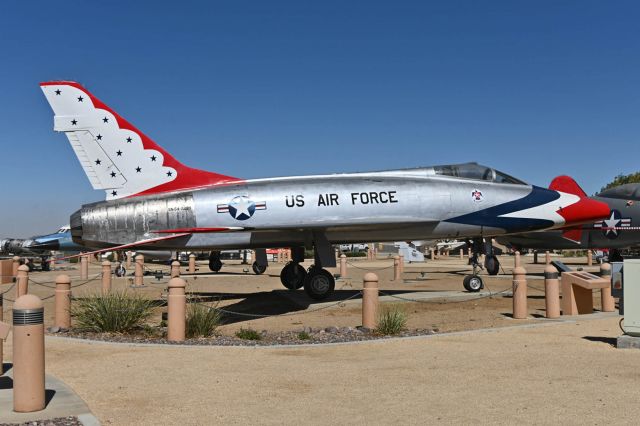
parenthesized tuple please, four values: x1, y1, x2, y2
(40, 81, 609, 299)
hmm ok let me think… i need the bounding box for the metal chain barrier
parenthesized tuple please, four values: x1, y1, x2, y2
(346, 260, 395, 272)
(378, 285, 513, 304)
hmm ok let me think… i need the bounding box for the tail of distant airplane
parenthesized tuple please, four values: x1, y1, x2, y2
(549, 175, 593, 242)
(40, 81, 242, 200)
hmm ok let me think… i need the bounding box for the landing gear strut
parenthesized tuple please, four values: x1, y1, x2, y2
(463, 238, 487, 292)
(279, 237, 337, 300)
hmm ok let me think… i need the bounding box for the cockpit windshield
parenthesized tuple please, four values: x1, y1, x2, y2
(433, 163, 526, 185)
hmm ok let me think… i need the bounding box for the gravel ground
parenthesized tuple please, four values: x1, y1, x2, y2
(0, 417, 81, 426)
(54, 326, 440, 346)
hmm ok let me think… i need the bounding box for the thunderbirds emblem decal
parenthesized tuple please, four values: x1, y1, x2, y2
(471, 189, 483, 203)
(217, 196, 266, 221)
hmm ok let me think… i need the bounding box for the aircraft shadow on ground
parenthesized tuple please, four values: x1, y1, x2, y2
(582, 336, 617, 347)
(186, 288, 473, 325)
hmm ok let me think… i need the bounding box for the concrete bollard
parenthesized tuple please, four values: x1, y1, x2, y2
(80, 254, 89, 280)
(134, 254, 144, 286)
(544, 265, 560, 319)
(545, 251, 551, 265)
(393, 256, 400, 281)
(54, 274, 71, 329)
(171, 260, 181, 278)
(167, 278, 186, 342)
(340, 254, 347, 278)
(12, 256, 20, 278)
(16, 265, 29, 298)
(512, 265, 528, 319)
(188, 253, 196, 274)
(48, 258, 55, 271)
(285, 249, 291, 263)
(102, 261, 112, 294)
(125, 251, 132, 269)
(600, 263, 615, 312)
(13, 294, 45, 413)
(0, 293, 3, 375)
(514, 251, 521, 269)
(430, 249, 435, 261)
(468, 248, 471, 260)
(362, 273, 379, 330)
(399, 255, 405, 274)
(460, 249, 463, 260)
(587, 250, 593, 266)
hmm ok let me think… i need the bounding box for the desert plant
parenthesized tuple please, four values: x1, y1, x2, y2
(297, 331, 311, 340)
(235, 327, 261, 340)
(376, 305, 408, 335)
(186, 302, 222, 338)
(71, 291, 155, 333)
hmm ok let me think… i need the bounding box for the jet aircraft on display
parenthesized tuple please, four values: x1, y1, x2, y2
(497, 183, 640, 262)
(40, 81, 610, 298)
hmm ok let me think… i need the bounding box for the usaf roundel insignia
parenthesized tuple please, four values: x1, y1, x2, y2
(217, 196, 267, 221)
(471, 189, 483, 203)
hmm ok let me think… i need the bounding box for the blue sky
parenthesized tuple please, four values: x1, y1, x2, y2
(0, 1, 639, 236)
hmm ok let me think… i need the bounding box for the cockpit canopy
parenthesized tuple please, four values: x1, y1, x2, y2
(598, 183, 640, 200)
(431, 163, 526, 185)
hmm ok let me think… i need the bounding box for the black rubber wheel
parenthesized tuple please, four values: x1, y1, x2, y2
(209, 257, 222, 272)
(463, 275, 472, 291)
(467, 275, 483, 292)
(303, 268, 336, 300)
(252, 261, 267, 275)
(280, 262, 306, 290)
(485, 255, 500, 276)
(115, 265, 126, 277)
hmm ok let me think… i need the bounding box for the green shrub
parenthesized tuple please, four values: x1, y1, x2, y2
(71, 291, 154, 333)
(297, 331, 311, 340)
(186, 302, 222, 338)
(376, 305, 408, 335)
(235, 328, 261, 340)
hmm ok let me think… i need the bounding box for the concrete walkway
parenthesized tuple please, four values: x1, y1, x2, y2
(3, 315, 639, 425)
(0, 369, 99, 425)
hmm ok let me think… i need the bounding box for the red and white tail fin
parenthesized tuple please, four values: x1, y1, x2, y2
(549, 175, 588, 198)
(40, 81, 241, 200)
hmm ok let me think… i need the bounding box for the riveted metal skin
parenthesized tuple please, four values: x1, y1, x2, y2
(13, 294, 45, 413)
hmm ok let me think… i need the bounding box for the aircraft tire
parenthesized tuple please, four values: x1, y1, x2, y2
(464, 275, 483, 292)
(280, 262, 306, 290)
(485, 255, 500, 276)
(303, 267, 335, 300)
(209, 256, 222, 272)
(252, 261, 267, 275)
(115, 265, 126, 277)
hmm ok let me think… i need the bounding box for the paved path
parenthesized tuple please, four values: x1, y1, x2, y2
(3, 315, 639, 425)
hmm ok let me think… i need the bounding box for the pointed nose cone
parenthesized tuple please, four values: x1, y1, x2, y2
(558, 196, 610, 226)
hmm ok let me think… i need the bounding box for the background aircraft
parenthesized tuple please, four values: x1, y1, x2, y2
(40, 81, 609, 298)
(497, 183, 640, 262)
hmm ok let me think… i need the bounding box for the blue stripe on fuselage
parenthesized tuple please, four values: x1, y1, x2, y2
(444, 186, 559, 232)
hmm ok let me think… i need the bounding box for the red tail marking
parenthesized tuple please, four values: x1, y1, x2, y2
(562, 228, 583, 243)
(549, 175, 587, 198)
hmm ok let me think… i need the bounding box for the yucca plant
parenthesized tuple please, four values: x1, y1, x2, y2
(186, 302, 222, 338)
(71, 291, 154, 333)
(376, 305, 408, 335)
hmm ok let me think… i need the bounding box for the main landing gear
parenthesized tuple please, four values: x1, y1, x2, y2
(209, 249, 269, 275)
(463, 238, 498, 292)
(279, 236, 337, 300)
